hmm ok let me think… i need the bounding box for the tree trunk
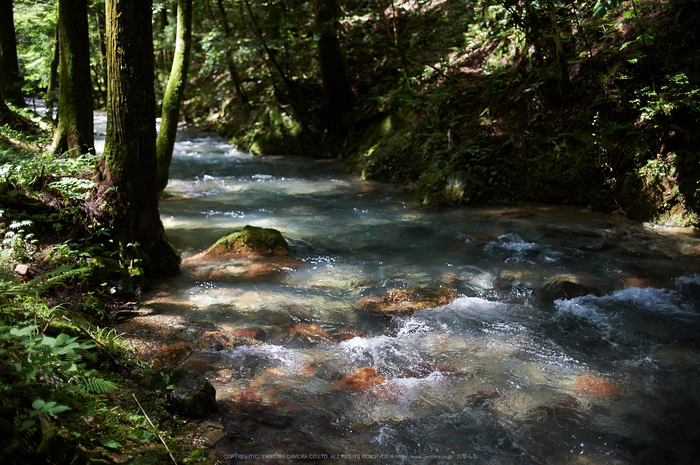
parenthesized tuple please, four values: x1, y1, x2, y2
(315, 0, 354, 134)
(51, 0, 95, 156)
(156, 0, 193, 193)
(94, 0, 180, 283)
(215, 0, 249, 116)
(0, 0, 26, 107)
(44, 27, 60, 122)
(0, 90, 11, 125)
(549, 7, 572, 98)
(92, 10, 107, 109)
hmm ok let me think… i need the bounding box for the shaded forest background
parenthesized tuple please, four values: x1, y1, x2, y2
(1, 1, 699, 463)
(9, 0, 700, 225)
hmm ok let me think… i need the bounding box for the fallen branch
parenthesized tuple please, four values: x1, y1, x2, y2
(132, 393, 179, 465)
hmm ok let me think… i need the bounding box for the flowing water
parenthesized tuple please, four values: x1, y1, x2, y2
(139, 128, 700, 464)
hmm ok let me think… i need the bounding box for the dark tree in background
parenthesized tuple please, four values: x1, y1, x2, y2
(51, 0, 95, 156)
(315, 0, 354, 134)
(0, 0, 26, 107)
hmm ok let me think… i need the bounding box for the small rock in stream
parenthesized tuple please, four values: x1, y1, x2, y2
(537, 273, 605, 302)
(168, 368, 217, 417)
(357, 287, 458, 315)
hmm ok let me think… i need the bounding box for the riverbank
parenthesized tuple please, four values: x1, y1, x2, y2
(185, 0, 700, 227)
(0, 120, 221, 464)
(3, 111, 700, 463)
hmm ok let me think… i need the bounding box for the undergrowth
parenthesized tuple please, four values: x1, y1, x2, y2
(0, 125, 214, 464)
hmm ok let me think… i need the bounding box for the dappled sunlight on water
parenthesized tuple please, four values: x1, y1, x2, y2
(135, 131, 700, 463)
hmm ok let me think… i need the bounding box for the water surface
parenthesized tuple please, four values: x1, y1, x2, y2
(147, 129, 700, 464)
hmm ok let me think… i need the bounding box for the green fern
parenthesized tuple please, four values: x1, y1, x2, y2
(81, 376, 116, 394)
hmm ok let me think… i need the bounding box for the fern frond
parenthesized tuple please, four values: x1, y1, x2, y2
(81, 376, 116, 394)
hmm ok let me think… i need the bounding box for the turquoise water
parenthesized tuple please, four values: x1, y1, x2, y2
(148, 129, 700, 464)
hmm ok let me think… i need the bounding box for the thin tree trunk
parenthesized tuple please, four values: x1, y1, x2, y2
(51, 0, 95, 156)
(93, 10, 107, 109)
(94, 0, 180, 283)
(44, 27, 60, 122)
(215, 0, 249, 115)
(549, 7, 572, 98)
(0, 0, 26, 107)
(156, 0, 193, 193)
(377, 0, 409, 86)
(243, 0, 318, 144)
(315, 0, 354, 134)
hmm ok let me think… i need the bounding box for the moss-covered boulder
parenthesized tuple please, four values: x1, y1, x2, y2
(204, 225, 289, 256)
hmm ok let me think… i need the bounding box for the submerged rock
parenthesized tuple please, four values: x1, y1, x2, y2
(336, 367, 386, 392)
(274, 323, 332, 344)
(149, 341, 190, 369)
(229, 327, 268, 342)
(537, 273, 604, 302)
(500, 210, 534, 219)
(168, 368, 217, 417)
(202, 225, 289, 257)
(465, 390, 501, 408)
(572, 374, 621, 399)
(332, 327, 365, 341)
(357, 287, 458, 315)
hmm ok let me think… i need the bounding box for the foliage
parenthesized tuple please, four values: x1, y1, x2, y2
(2, 0, 698, 460)
(13, 0, 58, 96)
(0, 258, 210, 463)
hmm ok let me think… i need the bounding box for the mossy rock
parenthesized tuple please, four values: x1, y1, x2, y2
(204, 225, 289, 256)
(168, 368, 217, 418)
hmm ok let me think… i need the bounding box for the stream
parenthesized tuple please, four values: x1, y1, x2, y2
(132, 127, 700, 464)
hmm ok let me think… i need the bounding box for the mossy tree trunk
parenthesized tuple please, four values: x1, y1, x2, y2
(0, 0, 26, 108)
(93, 0, 180, 283)
(51, 0, 95, 156)
(156, 0, 193, 194)
(315, 0, 354, 135)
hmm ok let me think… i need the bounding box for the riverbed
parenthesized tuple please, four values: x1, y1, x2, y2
(132, 128, 700, 464)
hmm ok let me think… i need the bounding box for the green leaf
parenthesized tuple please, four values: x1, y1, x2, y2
(47, 405, 71, 415)
(10, 325, 38, 337)
(21, 419, 36, 429)
(56, 333, 77, 345)
(99, 438, 121, 449)
(32, 399, 45, 410)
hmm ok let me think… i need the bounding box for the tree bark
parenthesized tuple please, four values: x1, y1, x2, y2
(44, 27, 60, 122)
(92, 10, 107, 109)
(156, 0, 193, 193)
(94, 0, 180, 282)
(0, 0, 26, 107)
(51, 0, 95, 156)
(315, 0, 354, 134)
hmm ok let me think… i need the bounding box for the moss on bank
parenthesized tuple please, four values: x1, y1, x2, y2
(188, 0, 699, 227)
(0, 126, 213, 464)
